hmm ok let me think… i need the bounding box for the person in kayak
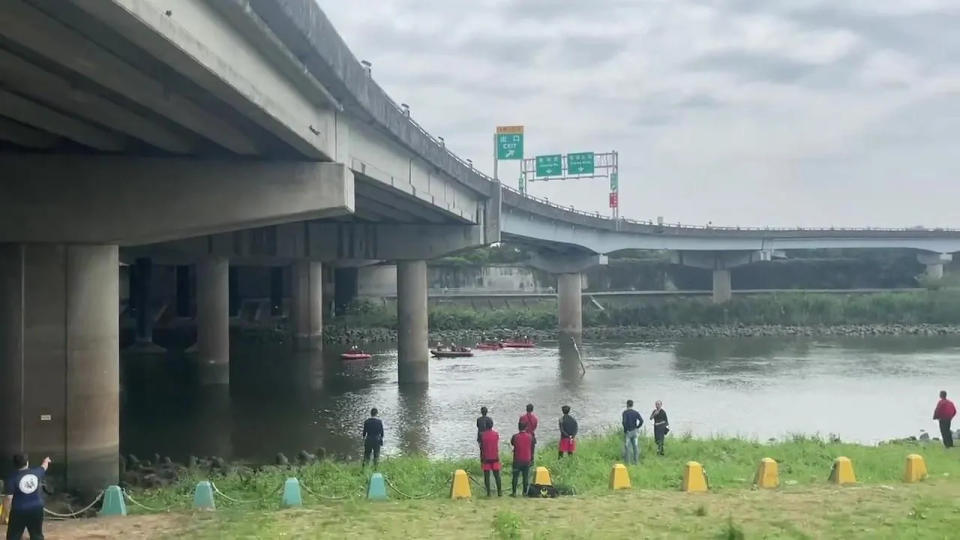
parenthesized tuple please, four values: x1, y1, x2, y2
(479, 421, 502, 496)
(361, 408, 384, 468)
(558, 405, 578, 458)
(510, 421, 535, 496)
(650, 400, 669, 456)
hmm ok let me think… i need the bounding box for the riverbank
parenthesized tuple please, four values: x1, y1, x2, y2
(323, 322, 960, 344)
(321, 291, 960, 344)
(47, 434, 960, 539)
(44, 482, 960, 539)
(122, 433, 960, 509)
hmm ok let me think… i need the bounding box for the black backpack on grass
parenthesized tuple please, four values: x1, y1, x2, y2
(526, 483, 559, 498)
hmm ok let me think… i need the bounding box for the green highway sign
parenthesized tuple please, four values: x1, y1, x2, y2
(495, 126, 524, 161)
(610, 172, 619, 191)
(567, 152, 595, 174)
(535, 154, 563, 177)
(496, 133, 523, 160)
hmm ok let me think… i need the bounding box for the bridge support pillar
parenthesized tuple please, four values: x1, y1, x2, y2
(397, 260, 428, 385)
(918, 253, 952, 280)
(129, 257, 163, 352)
(292, 261, 323, 350)
(673, 250, 784, 304)
(713, 269, 732, 303)
(0, 243, 119, 494)
(558, 273, 583, 338)
(196, 257, 229, 385)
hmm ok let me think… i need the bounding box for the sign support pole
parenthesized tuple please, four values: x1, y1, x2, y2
(493, 133, 499, 183)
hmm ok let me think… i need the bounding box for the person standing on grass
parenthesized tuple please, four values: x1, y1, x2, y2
(933, 390, 956, 448)
(622, 400, 643, 464)
(510, 421, 535, 496)
(361, 408, 384, 468)
(519, 403, 538, 459)
(476, 406, 493, 439)
(558, 405, 578, 458)
(2, 453, 51, 540)
(479, 421, 502, 496)
(650, 400, 669, 456)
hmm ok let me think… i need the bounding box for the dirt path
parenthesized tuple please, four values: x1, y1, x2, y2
(6, 514, 188, 540)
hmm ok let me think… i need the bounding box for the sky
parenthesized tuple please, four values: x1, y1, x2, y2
(316, 0, 960, 228)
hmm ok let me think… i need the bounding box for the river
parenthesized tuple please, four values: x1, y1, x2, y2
(120, 335, 960, 463)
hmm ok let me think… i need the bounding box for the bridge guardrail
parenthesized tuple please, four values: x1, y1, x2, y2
(380, 84, 958, 234)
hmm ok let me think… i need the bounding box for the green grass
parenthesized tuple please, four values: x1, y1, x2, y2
(125, 433, 960, 514)
(57, 481, 960, 539)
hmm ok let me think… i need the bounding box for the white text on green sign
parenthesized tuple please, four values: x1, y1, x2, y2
(610, 172, 619, 191)
(497, 134, 523, 160)
(535, 154, 562, 176)
(567, 152, 595, 174)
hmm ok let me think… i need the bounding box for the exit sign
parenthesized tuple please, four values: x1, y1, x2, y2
(495, 125, 524, 160)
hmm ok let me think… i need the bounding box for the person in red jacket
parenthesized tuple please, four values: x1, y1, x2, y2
(933, 390, 956, 448)
(518, 403, 538, 461)
(510, 421, 535, 496)
(479, 423, 502, 496)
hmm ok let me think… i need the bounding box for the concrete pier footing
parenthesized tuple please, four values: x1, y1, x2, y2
(292, 261, 323, 350)
(397, 260, 428, 384)
(557, 273, 583, 337)
(196, 257, 229, 385)
(0, 243, 119, 494)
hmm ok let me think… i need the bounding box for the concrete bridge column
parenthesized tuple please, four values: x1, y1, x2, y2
(713, 269, 732, 303)
(130, 257, 164, 352)
(0, 243, 119, 494)
(292, 261, 323, 350)
(196, 257, 229, 385)
(673, 250, 784, 304)
(557, 273, 583, 337)
(918, 253, 952, 280)
(397, 260, 428, 385)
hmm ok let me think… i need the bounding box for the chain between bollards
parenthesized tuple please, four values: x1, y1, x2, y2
(209, 481, 260, 504)
(43, 491, 104, 519)
(122, 489, 169, 512)
(382, 476, 444, 500)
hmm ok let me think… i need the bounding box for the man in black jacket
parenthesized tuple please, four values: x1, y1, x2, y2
(362, 408, 384, 468)
(622, 400, 643, 464)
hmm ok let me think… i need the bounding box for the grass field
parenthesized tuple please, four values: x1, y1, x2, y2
(126, 433, 960, 512)
(47, 480, 960, 539)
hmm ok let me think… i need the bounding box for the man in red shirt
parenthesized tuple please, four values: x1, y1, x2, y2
(510, 421, 535, 496)
(519, 403, 538, 461)
(933, 390, 956, 448)
(479, 423, 502, 496)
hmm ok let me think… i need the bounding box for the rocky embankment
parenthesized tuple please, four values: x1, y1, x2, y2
(321, 323, 960, 345)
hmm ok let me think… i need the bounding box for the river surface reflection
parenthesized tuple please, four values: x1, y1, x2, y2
(120, 335, 960, 462)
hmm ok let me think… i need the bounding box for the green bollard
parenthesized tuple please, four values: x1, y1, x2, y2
(99, 485, 127, 517)
(193, 481, 216, 510)
(282, 478, 303, 507)
(367, 473, 388, 501)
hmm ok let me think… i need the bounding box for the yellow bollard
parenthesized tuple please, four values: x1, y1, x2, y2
(754, 457, 779, 489)
(829, 457, 856, 485)
(450, 469, 471, 499)
(533, 466, 552, 486)
(682, 461, 708, 492)
(903, 454, 928, 483)
(609, 463, 631, 490)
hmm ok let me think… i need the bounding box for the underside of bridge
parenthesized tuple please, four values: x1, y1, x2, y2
(0, 0, 497, 494)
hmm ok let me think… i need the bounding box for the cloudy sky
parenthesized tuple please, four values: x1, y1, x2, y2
(317, 0, 960, 228)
